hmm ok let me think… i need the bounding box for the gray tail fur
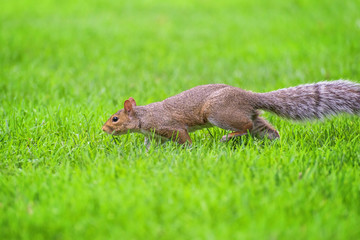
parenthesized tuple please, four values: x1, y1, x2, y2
(254, 80, 360, 120)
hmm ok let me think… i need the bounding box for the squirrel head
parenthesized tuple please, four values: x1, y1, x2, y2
(102, 97, 139, 135)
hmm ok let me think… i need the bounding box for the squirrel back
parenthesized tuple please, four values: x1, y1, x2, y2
(254, 80, 360, 120)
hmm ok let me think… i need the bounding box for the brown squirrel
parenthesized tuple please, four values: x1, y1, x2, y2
(102, 80, 360, 145)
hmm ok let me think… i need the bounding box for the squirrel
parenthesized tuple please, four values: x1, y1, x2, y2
(102, 80, 360, 146)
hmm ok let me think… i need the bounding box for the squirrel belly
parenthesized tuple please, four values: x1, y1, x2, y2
(102, 80, 360, 144)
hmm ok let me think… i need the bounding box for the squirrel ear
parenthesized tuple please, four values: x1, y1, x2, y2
(124, 100, 133, 113)
(128, 97, 136, 107)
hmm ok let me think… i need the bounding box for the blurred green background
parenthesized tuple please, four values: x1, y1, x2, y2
(2, 0, 359, 106)
(1, 0, 360, 239)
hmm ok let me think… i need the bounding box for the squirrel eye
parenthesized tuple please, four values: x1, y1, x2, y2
(112, 116, 119, 122)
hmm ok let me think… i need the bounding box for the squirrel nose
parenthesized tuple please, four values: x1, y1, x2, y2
(102, 126, 106, 132)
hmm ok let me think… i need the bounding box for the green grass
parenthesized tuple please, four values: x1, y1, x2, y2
(1, 0, 360, 239)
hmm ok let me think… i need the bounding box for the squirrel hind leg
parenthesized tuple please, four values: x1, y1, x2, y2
(220, 131, 249, 142)
(207, 110, 254, 142)
(251, 117, 280, 140)
(216, 116, 279, 142)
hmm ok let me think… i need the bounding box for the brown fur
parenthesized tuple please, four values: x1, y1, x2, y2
(102, 80, 360, 145)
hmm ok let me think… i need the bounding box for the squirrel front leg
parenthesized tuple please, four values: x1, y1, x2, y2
(174, 130, 192, 145)
(156, 129, 192, 145)
(143, 134, 170, 150)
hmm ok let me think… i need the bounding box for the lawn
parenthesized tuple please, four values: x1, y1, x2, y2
(1, 0, 360, 239)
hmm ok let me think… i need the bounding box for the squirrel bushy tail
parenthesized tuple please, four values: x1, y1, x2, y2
(254, 80, 360, 120)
